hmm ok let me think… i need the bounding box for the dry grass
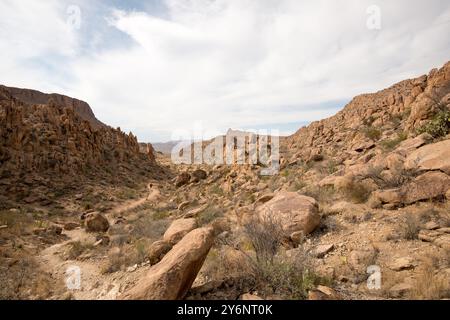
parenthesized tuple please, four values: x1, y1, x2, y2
(398, 214, 421, 240)
(66, 241, 94, 260)
(240, 215, 331, 299)
(409, 260, 450, 299)
(341, 181, 371, 204)
(102, 240, 150, 273)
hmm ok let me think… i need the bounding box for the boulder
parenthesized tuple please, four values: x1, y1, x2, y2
(402, 171, 450, 204)
(84, 213, 109, 233)
(148, 240, 173, 265)
(388, 257, 415, 271)
(397, 133, 432, 153)
(175, 172, 191, 187)
(256, 192, 320, 236)
(371, 172, 450, 205)
(404, 139, 450, 174)
(163, 218, 197, 245)
(191, 169, 207, 182)
(120, 226, 215, 300)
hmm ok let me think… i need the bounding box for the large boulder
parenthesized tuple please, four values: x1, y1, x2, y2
(256, 191, 320, 236)
(370, 171, 450, 205)
(404, 139, 450, 174)
(402, 171, 450, 204)
(119, 226, 215, 300)
(84, 213, 109, 233)
(163, 218, 197, 245)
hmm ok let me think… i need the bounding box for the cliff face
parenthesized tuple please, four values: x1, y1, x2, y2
(0, 86, 159, 203)
(0, 85, 106, 130)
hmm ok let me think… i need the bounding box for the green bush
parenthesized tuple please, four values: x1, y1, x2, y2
(417, 109, 450, 138)
(380, 131, 408, 151)
(362, 126, 382, 141)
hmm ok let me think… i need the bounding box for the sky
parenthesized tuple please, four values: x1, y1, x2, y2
(0, 0, 449, 142)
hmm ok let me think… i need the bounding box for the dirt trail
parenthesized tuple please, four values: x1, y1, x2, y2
(111, 183, 161, 216)
(37, 182, 162, 300)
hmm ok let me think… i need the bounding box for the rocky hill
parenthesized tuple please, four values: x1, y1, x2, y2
(0, 86, 163, 206)
(1, 85, 106, 130)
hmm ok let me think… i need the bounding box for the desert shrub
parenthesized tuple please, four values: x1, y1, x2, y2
(417, 108, 450, 138)
(131, 216, 169, 241)
(362, 126, 382, 141)
(66, 241, 94, 260)
(197, 207, 223, 226)
(241, 215, 330, 299)
(327, 159, 339, 174)
(254, 254, 326, 300)
(243, 214, 284, 265)
(303, 185, 336, 204)
(410, 261, 449, 299)
(341, 181, 371, 203)
(380, 131, 408, 150)
(151, 210, 171, 220)
(0, 254, 54, 299)
(398, 214, 421, 240)
(102, 242, 149, 274)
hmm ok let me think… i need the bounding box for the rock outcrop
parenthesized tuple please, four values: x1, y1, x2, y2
(0, 85, 160, 203)
(120, 226, 215, 300)
(256, 191, 320, 236)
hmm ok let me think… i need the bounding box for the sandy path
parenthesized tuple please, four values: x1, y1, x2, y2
(37, 182, 162, 300)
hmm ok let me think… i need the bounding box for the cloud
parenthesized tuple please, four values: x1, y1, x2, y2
(0, 0, 449, 142)
(0, 0, 79, 91)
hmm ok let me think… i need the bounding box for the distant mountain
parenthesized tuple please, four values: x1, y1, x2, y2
(152, 140, 186, 154)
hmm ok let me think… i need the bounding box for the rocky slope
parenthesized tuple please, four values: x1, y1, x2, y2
(1, 85, 106, 130)
(0, 86, 163, 206)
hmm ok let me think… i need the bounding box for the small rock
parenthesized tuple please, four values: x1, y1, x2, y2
(126, 264, 138, 272)
(314, 244, 334, 258)
(290, 231, 304, 245)
(388, 257, 415, 271)
(63, 222, 80, 231)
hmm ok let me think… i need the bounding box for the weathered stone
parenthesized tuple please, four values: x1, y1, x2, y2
(314, 244, 334, 258)
(163, 218, 197, 245)
(256, 192, 320, 236)
(119, 227, 215, 300)
(84, 213, 109, 233)
(404, 139, 450, 175)
(148, 240, 172, 265)
(175, 172, 191, 188)
(388, 257, 415, 271)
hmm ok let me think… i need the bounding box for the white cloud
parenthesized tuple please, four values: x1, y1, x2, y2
(0, 0, 449, 141)
(0, 0, 79, 91)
